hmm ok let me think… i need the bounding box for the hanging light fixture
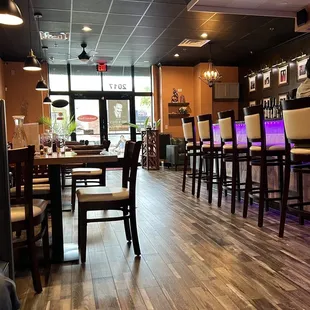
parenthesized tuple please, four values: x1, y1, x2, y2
(43, 95, 52, 104)
(199, 44, 221, 87)
(36, 77, 48, 91)
(23, 1, 41, 71)
(0, 0, 23, 25)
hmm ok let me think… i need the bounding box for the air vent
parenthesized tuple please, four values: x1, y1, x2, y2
(178, 39, 210, 47)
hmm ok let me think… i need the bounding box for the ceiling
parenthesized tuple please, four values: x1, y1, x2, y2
(0, 0, 305, 67)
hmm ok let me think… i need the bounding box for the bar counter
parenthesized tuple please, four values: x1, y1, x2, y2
(212, 119, 309, 202)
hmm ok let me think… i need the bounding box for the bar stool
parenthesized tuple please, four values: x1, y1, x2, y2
(243, 105, 285, 227)
(182, 117, 200, 195)
(217, 110, 247, 213)
(279, 98, 310, 237)
(196, 114, 221, 203)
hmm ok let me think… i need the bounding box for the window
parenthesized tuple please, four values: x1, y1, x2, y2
(70, 65, 101, 91)
(134, 67, 151, 92)
(49, 65, 69, 91)
(102, 66, 132, 91)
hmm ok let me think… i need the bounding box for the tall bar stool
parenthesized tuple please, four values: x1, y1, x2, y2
(279, 98, 310, 237)
(217, 110, 247, 213)
(182, 117, 200, 195)
(196, 114, 221, 203)
(243, 105, 285, 227)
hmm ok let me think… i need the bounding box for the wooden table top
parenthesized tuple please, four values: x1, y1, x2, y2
(34, 151, 118, 165)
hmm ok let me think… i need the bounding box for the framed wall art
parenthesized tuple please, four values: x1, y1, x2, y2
(263, 71, 271, 89)
(278, 65, 288, 86)
(249, 76, 256, 92)
(297, 58, 308, 81)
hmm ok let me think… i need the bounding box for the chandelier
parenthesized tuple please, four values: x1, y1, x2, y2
(199, 60, 221, 87)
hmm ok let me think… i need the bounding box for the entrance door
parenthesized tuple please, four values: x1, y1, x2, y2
(74, 99, 101, 144)
(105, 98, 131, 151)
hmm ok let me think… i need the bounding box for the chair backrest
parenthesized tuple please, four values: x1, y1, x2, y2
(197, 114, 213, 145)
(182, 117, 196, 147)
(243, 105, 266, 149)
(217, 110, 236, 146)
(122, 141, 142, 200)
(8, 145, 35, 220)
(282, 98, 310, 145)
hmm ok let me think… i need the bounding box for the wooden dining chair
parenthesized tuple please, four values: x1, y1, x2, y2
(9, 145, 50, 293)
(279, 98, 310, 237)
(76, 141, 142, 263)
(71, 141, 111, 211)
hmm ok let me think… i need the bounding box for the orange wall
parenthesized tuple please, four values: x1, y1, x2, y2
(160, 66, 194, 137)
(3, 62, 48, 140)
(152, 65, 160, 123)
(158, 64, 239, 138)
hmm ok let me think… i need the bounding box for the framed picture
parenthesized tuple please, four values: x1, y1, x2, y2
(263, 97, 270, 107)
(278, 65, 288, 85)
(297, 58, 308, 81)
(279, 93, 288, 104)
(263, 71, 271, 89)
(249, 76, 256, 92)
(249, 101, 256, 107)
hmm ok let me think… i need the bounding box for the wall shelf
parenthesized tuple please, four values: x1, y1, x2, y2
(168, 113, 190, 118)
(168, 102, 190, 107)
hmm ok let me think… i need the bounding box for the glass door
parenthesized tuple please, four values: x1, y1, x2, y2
(105, 99, 131, 152)
(74, 99, 101, 144)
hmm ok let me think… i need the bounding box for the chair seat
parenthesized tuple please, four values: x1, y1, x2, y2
(77, 186, 129, 203)
(291, 148, 310, 155)
(72, 168, 102, 176)
(223, 144, 247, 150)
(10, 184, 50, 196)
(33, 178, 49, 184)
(250, 144, 285, 152)
(202, 143, 221, 149)
(11, 199, 48, 222)
(186, 142, 200, 150)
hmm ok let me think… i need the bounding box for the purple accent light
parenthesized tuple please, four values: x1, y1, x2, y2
(213, 119, 285, 144)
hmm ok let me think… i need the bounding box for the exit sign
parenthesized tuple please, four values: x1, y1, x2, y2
(96, 63, 107, 72)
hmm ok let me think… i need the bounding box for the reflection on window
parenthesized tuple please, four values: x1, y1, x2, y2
(135, 96, 152, 128)
(134, 67, 151, 92)
(70, 65, 101, 91)
(75, 99, 100, 144)
(49, 65, 69, 91)
(102, 66, 132, 91)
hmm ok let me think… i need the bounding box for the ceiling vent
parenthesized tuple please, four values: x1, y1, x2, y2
(178, 39, 210, 47)
(40, 31, 69, 40)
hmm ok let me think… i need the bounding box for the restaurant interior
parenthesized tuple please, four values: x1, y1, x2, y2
(1, 0, 310, 309)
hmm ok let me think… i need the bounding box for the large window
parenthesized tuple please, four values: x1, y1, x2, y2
(134, 67, 151, 92)
(49, 65, 69, 91)
(102, 66, 132, 92)
(70, 65, 101, 91)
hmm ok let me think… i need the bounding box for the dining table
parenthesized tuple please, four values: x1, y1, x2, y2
(34, 151, 118, 263)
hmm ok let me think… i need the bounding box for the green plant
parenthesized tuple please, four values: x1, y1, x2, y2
(124, 117, 150, 132)
(39, 115, 77, 136)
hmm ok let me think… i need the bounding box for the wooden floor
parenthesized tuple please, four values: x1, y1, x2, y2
(16, 169, 310, 310)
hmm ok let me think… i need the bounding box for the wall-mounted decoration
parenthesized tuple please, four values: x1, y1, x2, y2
(297, 58, 308, 81)
(278, 65, 288, 86)
(263, 97, 270, 108)
(249, 76, 256, 92)
(249, 101, 256, 107)
(279, 93, 288, 104)
(263, 71, 271, 89)
(171, 88, 179, 103)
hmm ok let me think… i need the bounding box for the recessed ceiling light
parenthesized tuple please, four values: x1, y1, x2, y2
(144, 60, 149, 63)
(82, 26, 92, 32)
(201, 33, 208, 38)
(174, 53, 180, 57)
(269, 27, 275, 31)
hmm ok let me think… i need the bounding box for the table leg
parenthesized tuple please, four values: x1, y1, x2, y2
(49, 165, 79, 263)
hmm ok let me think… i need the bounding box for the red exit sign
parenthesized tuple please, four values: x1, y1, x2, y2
(96, 63, 107, 72)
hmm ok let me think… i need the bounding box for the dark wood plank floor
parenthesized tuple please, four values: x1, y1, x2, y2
(16, 169, 310, 309)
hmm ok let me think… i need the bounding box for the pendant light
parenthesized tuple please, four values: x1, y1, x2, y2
(23, 0, 41, 71)
(0, 0, 23, 25)
(36, 77, 48, 91)
(43, 95, 52, 104)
